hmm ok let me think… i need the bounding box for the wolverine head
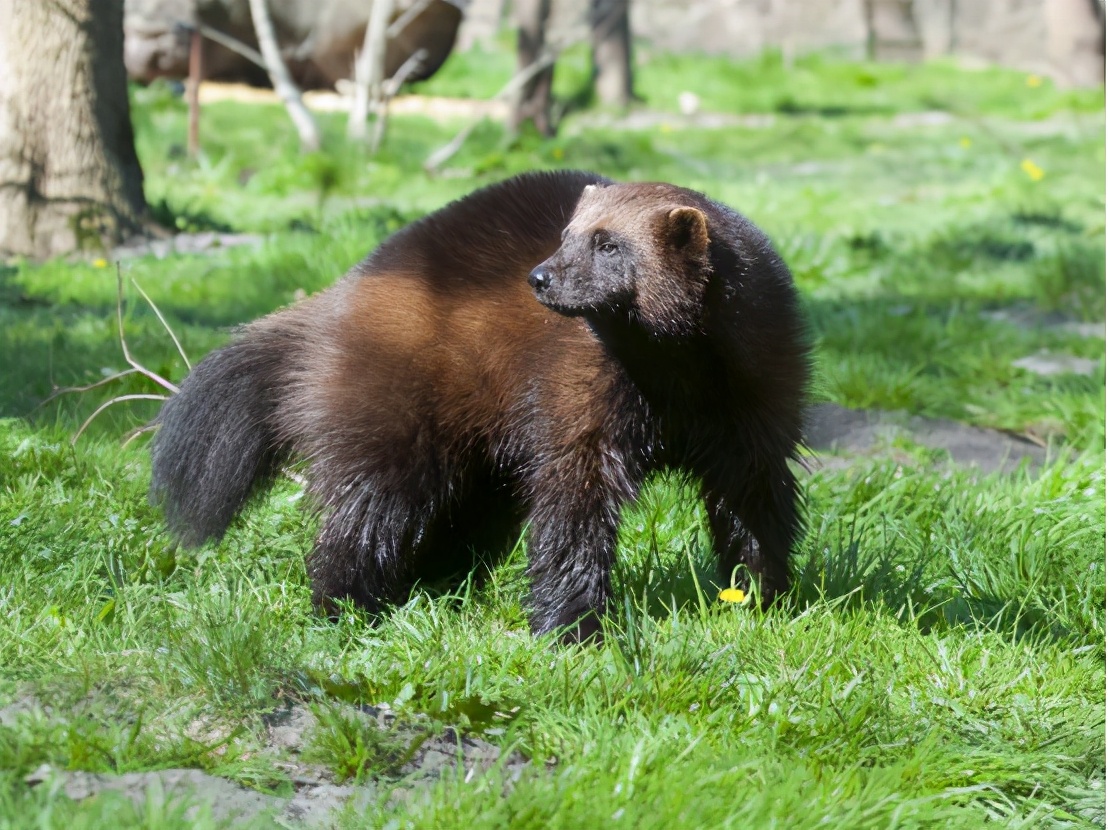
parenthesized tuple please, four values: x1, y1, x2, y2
(528, 182, 713, 337)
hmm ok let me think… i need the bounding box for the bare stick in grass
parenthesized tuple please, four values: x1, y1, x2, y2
(71, 394, 169, 446)
(51, 268, 184, 445)
(113, 270, 179, 395)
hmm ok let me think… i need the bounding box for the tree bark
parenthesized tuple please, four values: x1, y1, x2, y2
(0, 0, 146, 259)
(864, 0, 924, 62)
(1046, 0, 1105, 87)
(510, 0, 555, 137)
(590, 0, 635, 107)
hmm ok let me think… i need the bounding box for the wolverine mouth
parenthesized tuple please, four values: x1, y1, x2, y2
(533, 293, 589, 316)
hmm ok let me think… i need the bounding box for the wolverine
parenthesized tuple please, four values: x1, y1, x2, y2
(151, 170, 810, 642)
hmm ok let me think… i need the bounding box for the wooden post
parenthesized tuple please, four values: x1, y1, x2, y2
(187, 27, 202, 158)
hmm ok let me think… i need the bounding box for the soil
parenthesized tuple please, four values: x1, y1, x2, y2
(22, 702, 526, 827)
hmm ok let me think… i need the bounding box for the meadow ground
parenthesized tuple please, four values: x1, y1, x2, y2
(0, 47, 1104, 828)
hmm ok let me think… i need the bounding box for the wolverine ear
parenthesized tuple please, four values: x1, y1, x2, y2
(667, 207, 709, 255)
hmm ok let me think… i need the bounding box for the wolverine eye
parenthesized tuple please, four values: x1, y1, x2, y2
(596, 238, 619, 256)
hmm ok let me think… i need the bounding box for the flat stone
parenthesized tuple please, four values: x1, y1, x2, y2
(804, 403, 1048, 474)
(112, 232, 263, 261)
(1012, 353, 1100, 377)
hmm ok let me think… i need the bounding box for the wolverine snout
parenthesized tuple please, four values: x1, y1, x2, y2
(528, 264, 553, 292)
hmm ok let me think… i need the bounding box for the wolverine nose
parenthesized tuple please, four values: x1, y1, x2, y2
(528, 266, 551, 291)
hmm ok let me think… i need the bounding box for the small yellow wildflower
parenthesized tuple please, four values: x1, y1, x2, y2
(659, 122, 673, 134)
(552, 147, 564, 160)
(1020, 158, 1044, 182)
(1026, 74, 1042, 88)
(959, 137, 972, 149)
(92, 258, 108, 268)
(719, 588, 746, 604)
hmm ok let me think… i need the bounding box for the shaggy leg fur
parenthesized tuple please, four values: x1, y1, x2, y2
(524, 445, 639, 642)
(307, 484, 430, 616)
(704, 459, 800, 606)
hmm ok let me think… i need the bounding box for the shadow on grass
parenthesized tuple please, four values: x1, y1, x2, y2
(603, 469, 1091, 647)
(791, 532, 1079, 644)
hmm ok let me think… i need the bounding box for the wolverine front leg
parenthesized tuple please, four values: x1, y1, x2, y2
(703, 459, 801, 607)
(524, 445, 639, 642)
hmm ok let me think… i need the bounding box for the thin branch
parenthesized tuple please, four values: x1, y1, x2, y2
(131, 277, 191, 370)
(387, 0, 435, 38)
(383, 47, 428, 98)
(121, 423, 160, 449)
(373, 47, 427, 152)
(53, 269, 191, 448)
(116, 269, 180, 395)
(38, 369, 142, 410)
(423, 120, 480, 171)
(192, 22, 266, 69)
(72, 395, 169, 446)
(247, 0, 321, 152)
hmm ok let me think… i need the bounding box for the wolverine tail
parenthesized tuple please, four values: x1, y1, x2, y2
(150, 330, 289, 547)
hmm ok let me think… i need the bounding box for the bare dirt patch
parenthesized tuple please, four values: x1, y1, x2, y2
(22, 702, 526, 827)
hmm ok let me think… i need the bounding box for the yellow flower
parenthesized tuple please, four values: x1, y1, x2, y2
(1020, 158, 1044, 181)
(659, 122, 673, 134)
(959, 137, 972, 149)
(552, 147, 564, 160)
(1026, 74, 1042, 88)
(719, 588, 746, 604)
(92, 258, 108, 268)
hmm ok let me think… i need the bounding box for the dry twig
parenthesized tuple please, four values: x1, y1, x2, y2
(49, 268, 188, 446)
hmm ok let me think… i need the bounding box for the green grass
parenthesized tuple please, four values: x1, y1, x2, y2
(1, 46, 1104, 828)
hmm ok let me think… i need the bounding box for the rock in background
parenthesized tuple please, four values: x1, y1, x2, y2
(124, 0, 465, 88)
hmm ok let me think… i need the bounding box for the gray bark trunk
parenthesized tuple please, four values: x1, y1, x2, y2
(1046, 0, 1105, 87)
(0, 0, 146, 259)
(590, 0, 634, 107)
(864, 0, 924, 62)
(510, 0, 555, 136)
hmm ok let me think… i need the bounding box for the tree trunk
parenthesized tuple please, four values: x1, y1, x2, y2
(510, 0, 555, 137)
(864, 0, 924, 62)
(0, 0, 146, 259)
(590, 0, 635, 107)
(1045, 0, 1105, 88)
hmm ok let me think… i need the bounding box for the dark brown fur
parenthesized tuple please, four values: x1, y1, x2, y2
(150, 170, 809, 642)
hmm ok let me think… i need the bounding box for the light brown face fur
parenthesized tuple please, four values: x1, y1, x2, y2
(529, 182, 713, 337)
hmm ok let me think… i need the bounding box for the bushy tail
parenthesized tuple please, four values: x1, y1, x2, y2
(150, 332, 288, 547)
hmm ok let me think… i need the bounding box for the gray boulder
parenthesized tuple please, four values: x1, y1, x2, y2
(124, 0, 464, 89)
